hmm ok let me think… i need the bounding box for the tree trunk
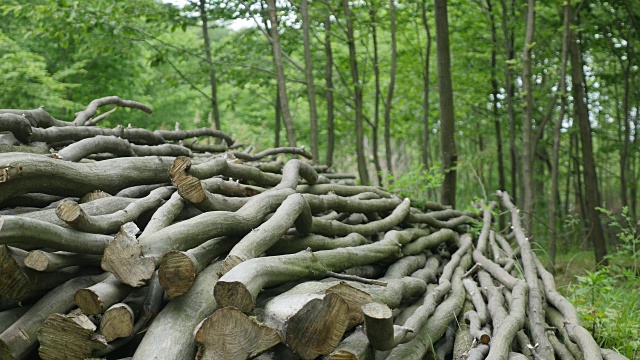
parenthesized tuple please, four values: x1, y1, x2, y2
(342, 0, 370, 185)
(369, 7, 384, 185)
(266, 0, 297, 147)
(324, 16, 335, 167)
(301, 0, 319, 161)
(549, 2, 570, 266)
(434, 0, 457, 206)
(486, 0, 505, 230)
(197, 0, 221, 134)
(569, 7, 608, 265)
(420, 0, 433, 172)
(521, 0, 535, 232)
(275, 87, 281, 148)
(383, 0, 398, 178)
(499, 0, 518, 200)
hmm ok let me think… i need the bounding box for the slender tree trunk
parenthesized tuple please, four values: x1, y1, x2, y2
(521, 0, 535, 232)
(198, 0, 221, 133)
(383, 0, 398, 178)
(620, 53, 631, 210)
(342, 0, 370, 185)
(370, 7, 384, 185)
(548, 2, 570, 266)
(420, 0, 432, 171)
(499, 0, 518, 201)
(569, 7, 608, 265)
(434, 0, 457, 207)
(487, 0, 506, 230)
(324, 16, 335, 168)
(275, 87, 281, 148)
(301, 0, 319, 161)
(266, 0, 297, 147)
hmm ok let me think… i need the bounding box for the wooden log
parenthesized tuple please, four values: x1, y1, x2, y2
(214, 228, 427, 312)
(485, 280, 528, 360)
(100, 303, 134, 342)
(0, 107, 73, 128)
(0, 215, 112, 254)
(310, 198, 410, 237)
(102, 189, 295, 287)
(36, 309, 108, 360)
(362, 302, 395, 351)
(0, 245, 102, 301)
(0, 306, 30, 333)
(194, 307, 281, 359)
(452, 300, 474, 360)
(159, 237, 236, 298)
(385, 254, 472, 360)
(56, 187, 174, 234)
(75, 274, 132, 315)
(154, 127, 234, 146)
(464, 310, 491, 345)
(296, 183, 392, 198)
(0, 273, 109, 359)
(73, 96, 152, 126)
(328, 326, 373, 360)
(57, 136, 136, 161)
(266, 233, 369, 255)
(221, 193, 312, 274)
(499, 190, 553, 359)
(0, 153, 174, 205)
(24, 250, 102, 272)
(230, 146, 313, 161)
(462, 277, 487, 325)
(535, 256, 602, 360)
(131, 262, 223, 360)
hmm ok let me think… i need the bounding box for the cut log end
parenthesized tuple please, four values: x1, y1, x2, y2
(195, 307, 281, 360)
(0, 245, 30, 300)
(169, 156, 192, 180)
(158, 250, 197, 298)
(213, 281, 255, 313)
(328, 350, 358, 360)
(101, 223, 154, 287)
(79, 190, 112, 204)
(220, 254, 244, 276)
(55, 199, 84, 226)
(325, 282, 373, 329)
(74, 288, 104, 315)
(99, 303, 134, 342)
(285, 292, 350, 359)
(174, 174, 205, 204)
(23, 250, 49, 271)
(362, 302, 394, 351)
(37, 312, 108, 360)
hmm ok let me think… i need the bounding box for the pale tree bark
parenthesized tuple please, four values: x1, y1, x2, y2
(301, 0, 319, 161)
(324, 16, 335, 167)
(266, 0, 297, 147)
(569, 6, 608, 265)
(499, 0, 518, 200)
(383, 0, 398, 178)
(342, 0, 370, 185)
(521, 0, 535, 232)
(486, 0, 506, 230)
(369, 6, 384, 185)
(420, 0, 433, 171)
(434, 0, 457, 206)
(197, 0, 221, 133)
(549, 2, 570, 266)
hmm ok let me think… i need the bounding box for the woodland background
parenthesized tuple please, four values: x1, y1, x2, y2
(1, 0, 639, 355)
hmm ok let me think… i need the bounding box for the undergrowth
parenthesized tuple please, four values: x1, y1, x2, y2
(560, 206, 640, 359)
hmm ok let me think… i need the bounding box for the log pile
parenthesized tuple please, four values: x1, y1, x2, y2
(0, 98, 627, 360)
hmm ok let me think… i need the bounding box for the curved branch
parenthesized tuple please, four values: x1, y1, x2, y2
(74, 96, 152, 126)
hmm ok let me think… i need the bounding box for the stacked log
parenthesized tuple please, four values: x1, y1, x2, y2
(0, 98, 627, 360)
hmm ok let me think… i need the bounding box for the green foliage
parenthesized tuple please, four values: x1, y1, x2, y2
(0, 30, 84, 111)
(383, 163, 443, 209)
(597, 206, 640, 268)
(568, 266, 640, 358)
(566, 211, 640, 358)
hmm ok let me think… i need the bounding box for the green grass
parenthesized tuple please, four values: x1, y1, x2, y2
(554, 251, 640, 359)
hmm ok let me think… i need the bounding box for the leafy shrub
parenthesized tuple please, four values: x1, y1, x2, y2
(383, 164, 443, 210)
